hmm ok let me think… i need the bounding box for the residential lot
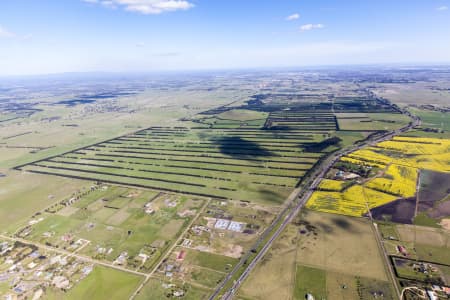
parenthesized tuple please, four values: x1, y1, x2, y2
(15, 185, 205, 272)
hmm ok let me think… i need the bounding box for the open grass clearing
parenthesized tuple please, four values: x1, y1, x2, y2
(216, 109, 268, 121)
(293, 265, 327, 300)
(44, 265, 143, 300)
(181, 248, 239, 273)
(396, 224, 450, 247)
(0, 170, 87, 233)
(134, 278, 211, 300)
(295, 210, 388, 280)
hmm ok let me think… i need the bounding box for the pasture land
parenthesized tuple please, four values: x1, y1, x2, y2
(0, 170, 87, 233)
(295, 210, 388, 280)
(0, 100, 185, 169)
(180, 248, 238, 272)
(406, 108, 450, 138)
(44, 266, 143, 300)
(216, 109, 268, 122)
(17, 126, 328, 205)
(134, 277, 211, 300)
(396, 224, 450, 265)
(293, 265, 326, 300)
(336, 112, 411, 131)
(238, 210, 393, 299)
(238, 223, 298, 300)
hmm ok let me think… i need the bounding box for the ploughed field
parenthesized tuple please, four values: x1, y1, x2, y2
(16, 127, 326, 204)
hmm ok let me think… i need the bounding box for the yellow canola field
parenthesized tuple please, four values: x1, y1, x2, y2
(342, 137, 450, 172)
(378, 136, 450, 155)
(340, 156, 386, 168)
(317, 179, 347, 191)
(307, 136, 450, 217)
(366, 165, 418, 198)
(306, 185, 397, 217)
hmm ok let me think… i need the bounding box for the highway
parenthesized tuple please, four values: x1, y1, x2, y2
(213, 105, 421, 300)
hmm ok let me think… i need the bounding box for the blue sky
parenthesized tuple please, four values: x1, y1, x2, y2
(0, 0, 449, 75)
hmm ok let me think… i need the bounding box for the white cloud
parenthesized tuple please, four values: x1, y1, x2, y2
(100, 1, 117, 9)
(83, 0, 194, 14)
(285, 13, 300, 21)
(21, 34, 33, 41)
(437, 5, 448, 11)
(153, 52, 180, 56)
(0, 25, 15, 38)
(299, 23, 324, 31)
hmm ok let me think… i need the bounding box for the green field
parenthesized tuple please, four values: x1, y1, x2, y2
(412, 109, 450, 132)
(135, 278, 211, 300)
(415, 244, 450, 265)
(0, 170, 87, 233)
(17, 126, 327, 205)
(182, 248, 238, 272)
(336, 112, 410, 131)
(293, 265, 327, 300)
(405, 108, 450, 138)
(44, 266, 143, 300)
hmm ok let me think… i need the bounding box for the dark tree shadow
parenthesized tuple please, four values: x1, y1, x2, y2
(214, 136, 273, 159)
(258, 188, 284, 204)
(303, 136, 342, 152)
(331, 217, 352, 230)
(316, 222, 334, 234)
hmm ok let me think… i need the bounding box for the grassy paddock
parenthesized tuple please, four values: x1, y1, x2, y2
(44, 266, 143, 300)
(295, 210, 388, 280)
(293, 265, 326, 300)
(0, 170, 87, 233)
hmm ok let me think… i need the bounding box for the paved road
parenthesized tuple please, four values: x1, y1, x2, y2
(213, 106, 421, 300)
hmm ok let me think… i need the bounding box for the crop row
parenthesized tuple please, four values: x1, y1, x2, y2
(49, 156, 301, 185)
(93, 144, 310, 159)
(62, 154, 305, 177)
(114, 139, 321, 153)
(83, 147, 317, 165)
